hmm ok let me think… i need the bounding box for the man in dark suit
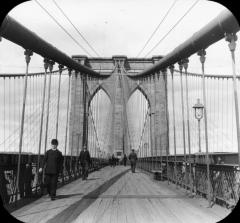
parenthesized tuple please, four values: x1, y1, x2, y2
(128, 149, 138, 173)
(43, 139, 63, 200)
(79, 145, 91, 180)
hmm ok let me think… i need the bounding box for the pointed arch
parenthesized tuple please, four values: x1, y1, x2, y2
(128, 85, 151, 108)
(88, 84, 112, 109)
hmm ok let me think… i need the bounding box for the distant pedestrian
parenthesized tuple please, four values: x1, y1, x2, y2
(43, 139, 63, 200)
(123, 154, 127, 166)
(109, 156, 112, 167)
(79, 145, 91, 180)
(128, 149, 138, 173)
(112, 154, 116, 167)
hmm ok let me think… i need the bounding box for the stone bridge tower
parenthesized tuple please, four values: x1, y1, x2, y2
(69, 55, 169, 157)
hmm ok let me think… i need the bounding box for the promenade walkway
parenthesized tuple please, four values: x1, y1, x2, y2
(12, 166, 230, 223)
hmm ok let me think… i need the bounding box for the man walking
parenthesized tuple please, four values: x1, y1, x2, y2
(128, 149, 138, 173)
(43, 139, 63, 200)
(79, 145, 91, 180)
(123, 154, 127, 166)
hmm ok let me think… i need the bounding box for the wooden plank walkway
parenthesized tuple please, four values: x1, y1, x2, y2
(11, 166, 230, 223)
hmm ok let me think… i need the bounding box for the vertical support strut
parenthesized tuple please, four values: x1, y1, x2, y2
(37, 58, 49, 191)
(169, 65, 178, 187)
(44, 60, 55, 154)
(63, 69, 71, 183)
(56, 64, 64, 138)
(70, 71, 77, 176)
(183, 58, 193, 196)
(15, 49, 33, 203)
(82, 75, 88, 149)
(225, 33, 240, 166)
(178, 60, 187, 188)
(162, 68, 169, 184)
(197, 49, 211, 207)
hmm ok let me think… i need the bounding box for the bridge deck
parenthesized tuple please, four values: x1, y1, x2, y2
(12, 166, 230, 223)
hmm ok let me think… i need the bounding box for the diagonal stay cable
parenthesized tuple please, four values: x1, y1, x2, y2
(52, 0, 100, 57)
(85, 83, 101, 149)
(34, 0, 92, 57)
(144, 0, 200, 57)
(136, 0, 178, 57)
(137, 106, 150, 151)
(119, 67, 133, 148)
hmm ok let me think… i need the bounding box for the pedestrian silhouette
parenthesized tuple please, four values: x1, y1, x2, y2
(79, 145, 91, 180)
(123, 154, 127, 166)
(128, 149, 138, 173)
(43, 139, 63, 200)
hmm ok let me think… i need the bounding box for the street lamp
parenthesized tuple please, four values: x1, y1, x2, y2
(193, 98, 204, 153)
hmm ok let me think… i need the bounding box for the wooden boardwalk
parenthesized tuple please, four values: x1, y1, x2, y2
(12, 166, 230, 223)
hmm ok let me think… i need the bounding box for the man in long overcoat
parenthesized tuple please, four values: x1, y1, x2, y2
(43, 139, 63, 200)
(128, 149, 138, 173)
(79, 146, 91, 180)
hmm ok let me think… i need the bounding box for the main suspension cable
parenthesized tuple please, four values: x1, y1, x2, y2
(144, 0, 200, 57)
(52, 0, 100, 57)
(34, 0, 92, 57)
(136, 0, 178, 57)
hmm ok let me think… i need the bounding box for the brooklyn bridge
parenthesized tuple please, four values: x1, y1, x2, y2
(0, 0, 239, 222)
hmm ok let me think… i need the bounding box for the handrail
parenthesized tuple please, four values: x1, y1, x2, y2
(132, 9, 239, 78)
(0, 16, 107, 78)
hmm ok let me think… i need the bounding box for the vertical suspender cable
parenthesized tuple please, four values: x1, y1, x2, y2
(56, 65, 64, 138)
(38, 59, 48, 189)
(197, 49, 211, 207)
(44, 61, 54, 154)
(15, 49, 33, 203)
(225, 33, 240, 166)
(169, 65, 178, 187)
(183, 59, 193, 195)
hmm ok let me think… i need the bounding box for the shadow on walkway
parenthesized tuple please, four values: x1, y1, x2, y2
(84, 177, 101, 181)
(47, 169, 130, 223)
(55, 193, 84, 200)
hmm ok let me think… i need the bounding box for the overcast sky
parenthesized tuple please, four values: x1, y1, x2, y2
(0, 0, 239, 154)
(0, 0, 239, 74)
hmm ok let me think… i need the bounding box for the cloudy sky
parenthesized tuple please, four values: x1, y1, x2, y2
(0, 0, 239, 74)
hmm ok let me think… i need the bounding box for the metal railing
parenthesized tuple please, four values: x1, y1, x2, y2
(0, 153, 108, 209)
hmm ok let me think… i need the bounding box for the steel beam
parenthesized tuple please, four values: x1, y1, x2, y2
(0, 16, 102, 77)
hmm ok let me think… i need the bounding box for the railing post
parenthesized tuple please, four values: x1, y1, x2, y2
(56, 64, 64, 138)
(178, 60, 187, 188)
(169, 65, 178, 188)
(183, 58, 193, 196)
(15, 49, 33, 203)
(37, 58, 49, 193)
(225, 33, 240, 166)
(197, 49, 211, 207)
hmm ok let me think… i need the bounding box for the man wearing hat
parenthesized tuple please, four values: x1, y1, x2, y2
(79, 145, 91, 180)
(43, 139, 63, 200)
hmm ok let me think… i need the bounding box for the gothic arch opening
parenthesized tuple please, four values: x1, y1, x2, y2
(126, 89, 151, 157)
(88, 89, 112, 159)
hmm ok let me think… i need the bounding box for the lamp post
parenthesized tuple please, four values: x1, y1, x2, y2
(193, 99, 204, 153)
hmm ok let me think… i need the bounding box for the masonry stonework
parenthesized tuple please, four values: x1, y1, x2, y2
(68, 56, 169, 157)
